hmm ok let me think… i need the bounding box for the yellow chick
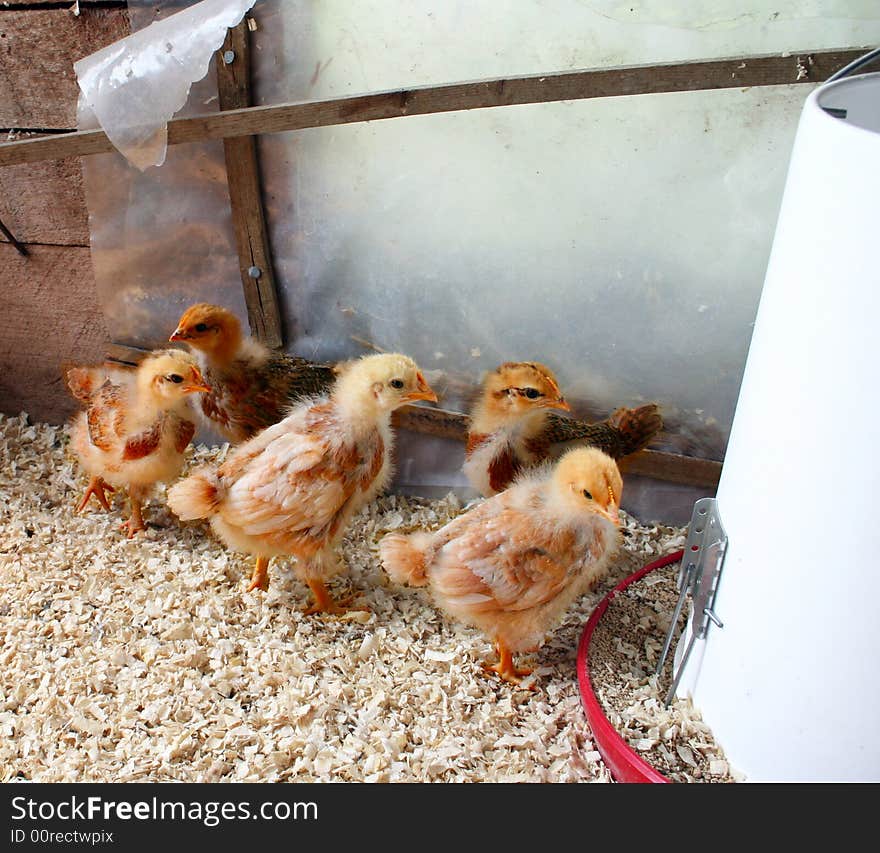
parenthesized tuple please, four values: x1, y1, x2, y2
(167, 353, 437, 613)
(67, 350, 209, 537)
(380, 446, 622, 685)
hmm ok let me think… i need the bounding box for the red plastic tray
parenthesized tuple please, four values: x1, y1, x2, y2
(576, 549, 685, 783)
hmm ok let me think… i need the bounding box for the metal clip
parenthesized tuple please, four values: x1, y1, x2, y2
(655, 497, 728, 706)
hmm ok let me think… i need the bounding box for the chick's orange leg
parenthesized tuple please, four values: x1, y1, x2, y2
(482, 640, 536, 688)
(246, 555, 270, 593)
(120, 495, 145, 538)
(303, 579, 368, 616)
(76, 477, 115, 513)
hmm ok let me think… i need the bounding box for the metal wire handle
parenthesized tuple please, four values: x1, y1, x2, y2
(825, 46, 880, 83)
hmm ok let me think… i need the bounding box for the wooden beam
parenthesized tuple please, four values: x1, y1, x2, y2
(620, 449, 721, 489)
(392, 404, 469, 442)
(391, 405, 722, 489)
(0, 48, 866, 168)
(215, 19, 284, 349)
(104, 343, 723, 489)
(104, 342, 150, 365)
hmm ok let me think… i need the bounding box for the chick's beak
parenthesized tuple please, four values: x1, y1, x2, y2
(600, 504, 621, 526)
(169, 329, 187, 342)
(404, 372, 438, 403)
(183, 368, 210, 394)
(549, 396, 571, 412)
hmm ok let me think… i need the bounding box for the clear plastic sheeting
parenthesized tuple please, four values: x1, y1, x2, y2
(257, 86, 806, 457)
(249, 0, 880, 103)
(74, 0, 257, 170)
(77, 1, 880, 522)
(78, 0, 247, 352)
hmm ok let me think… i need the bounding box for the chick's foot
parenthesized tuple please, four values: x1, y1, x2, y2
(246, 556, 270, 593)
(303, 579, 369, 616)
(76, 477, 115, 512)
(482, 642, 536, 689)
(120, 497, 145, 539)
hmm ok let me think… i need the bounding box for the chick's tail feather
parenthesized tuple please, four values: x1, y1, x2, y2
(609, 403, 664, 456)
(167, 467, 224, 520)
(379, 532, 432, 587)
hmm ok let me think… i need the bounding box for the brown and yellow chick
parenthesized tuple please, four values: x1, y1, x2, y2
(381, 446, 622, 686)
(169, 303, 338, 443)
(67, 350, 209, 537)
(167, 353, 437, 613)
(463, 361, 662, 495)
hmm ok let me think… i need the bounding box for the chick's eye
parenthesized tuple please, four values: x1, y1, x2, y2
(194, 323, 209, 333)
(390, 379, 405, 389)
(525, 388, 541, 399)
(167, 374, 184, 384)
(583, 489, 593, 500)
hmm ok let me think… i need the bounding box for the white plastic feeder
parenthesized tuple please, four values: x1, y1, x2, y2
(680, 70, 880, 781)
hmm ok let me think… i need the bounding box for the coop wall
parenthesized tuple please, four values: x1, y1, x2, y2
(2, 2, 878, 526)
(0, 3, 130, 425)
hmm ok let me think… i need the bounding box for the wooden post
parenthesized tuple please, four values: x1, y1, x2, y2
(215, 19, 284, 349)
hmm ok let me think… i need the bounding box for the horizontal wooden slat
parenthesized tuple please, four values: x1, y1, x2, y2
(102, 342, 721, 488)
(619, 449, 721, 489)
(392, 408, 722, 488)
(0, 132, 89, 246)
(392, 404, 469, 442)
(0, 48, 865, 167)
(0, 243, 109, 425)
(3, 2, 126, 6)
(0, 9, 130, 130)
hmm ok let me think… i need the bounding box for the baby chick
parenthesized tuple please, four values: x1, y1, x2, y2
(463, 361, 662, 495)
(67, 350, 209, 537)
(380, 446, 622, 685)
(167, 353, 437, 612)
(169, 303, 338, 443)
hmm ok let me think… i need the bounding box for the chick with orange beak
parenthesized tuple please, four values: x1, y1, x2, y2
(381, 446, 622, 686)
(169, 303, 338, 443)
(168, 353, 437, 612)
(464, 361, 662, 495)
(66, 350, 209, 537)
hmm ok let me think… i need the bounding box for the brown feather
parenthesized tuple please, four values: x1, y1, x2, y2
(173, 418, 196, 454)
(86, 381, 126, 452)
(122, 422, 162, 461)
(465, 432, 489, 457)
(488, 445, 520, 493)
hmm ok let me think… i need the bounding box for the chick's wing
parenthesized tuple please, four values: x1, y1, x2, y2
(122, 422, 162, 460)
(432, 502, 573, 613)
(218, 409, 369, 541)
(86, 380, 128, 452)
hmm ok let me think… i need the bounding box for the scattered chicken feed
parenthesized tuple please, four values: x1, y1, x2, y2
(0, 412, 733, 782)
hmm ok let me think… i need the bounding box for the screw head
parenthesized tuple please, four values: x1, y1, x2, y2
(223, 49, 235, 65)
(247, 266, 262, 279)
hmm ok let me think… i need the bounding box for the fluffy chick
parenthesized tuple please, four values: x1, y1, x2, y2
(169, 303, 338, 443)
(167, 353, 437, 612)
(381, 446, 622, 685)
(464, 361, 662, 495)
(67, 350, 209, 537)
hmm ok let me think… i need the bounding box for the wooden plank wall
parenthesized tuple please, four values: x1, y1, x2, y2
(0, 4, 129, 425)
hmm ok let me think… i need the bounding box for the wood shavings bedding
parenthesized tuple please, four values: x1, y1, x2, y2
(0, 412, 727, 783)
